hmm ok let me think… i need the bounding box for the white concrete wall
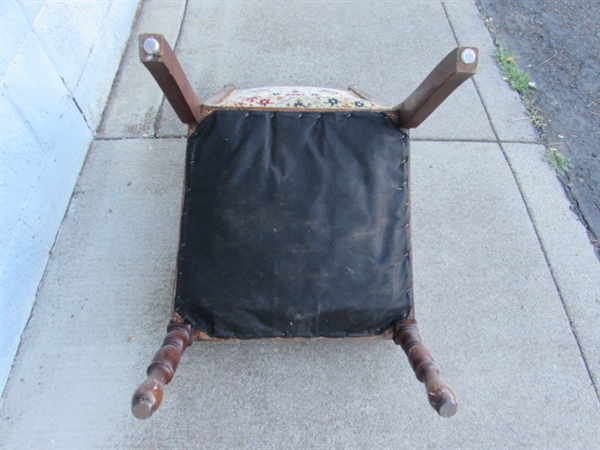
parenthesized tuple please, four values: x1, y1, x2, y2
(0, 0, 139, 393)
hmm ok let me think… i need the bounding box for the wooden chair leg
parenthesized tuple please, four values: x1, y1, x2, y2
(393, 319, 458, 418)
(394, 46, 478, 129)
(138, 33, 202, 129)
(132, 321, 193, 419)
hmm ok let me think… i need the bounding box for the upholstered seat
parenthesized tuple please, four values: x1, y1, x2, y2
(204, 86, 380, 110)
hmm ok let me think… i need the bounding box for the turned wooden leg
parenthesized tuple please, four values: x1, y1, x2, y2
(393, 320, 458, 418)
(132, 321, 193, 419)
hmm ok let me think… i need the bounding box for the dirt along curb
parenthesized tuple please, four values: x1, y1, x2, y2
(477, 0, 600, 256)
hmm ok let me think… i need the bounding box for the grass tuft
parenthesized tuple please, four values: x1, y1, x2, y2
(494, 45, 546, 133)
(494, 47, 534, 97)
(525, 101, 546, 130)
(543, 148, 573, 175)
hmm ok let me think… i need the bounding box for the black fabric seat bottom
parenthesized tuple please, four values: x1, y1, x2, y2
(174, 110, 413, 339)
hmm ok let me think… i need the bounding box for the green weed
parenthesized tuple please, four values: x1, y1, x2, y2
(494, 47, 534, 97)
(543, 148, 573, 175)
(525, 101, 546, 130)
(494, 45, 548, 133)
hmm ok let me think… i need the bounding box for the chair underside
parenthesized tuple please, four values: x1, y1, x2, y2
(176, 110, 412, 339)
(132, 34, 479, 420)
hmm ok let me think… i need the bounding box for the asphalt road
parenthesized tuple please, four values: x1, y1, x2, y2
(477, 0, 600, 251)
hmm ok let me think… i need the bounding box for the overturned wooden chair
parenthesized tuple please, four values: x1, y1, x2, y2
(132, 34, 478, 419)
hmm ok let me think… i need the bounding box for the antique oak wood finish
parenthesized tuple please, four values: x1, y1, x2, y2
(132, 34, 478, 419)
(394, 47, 479, 128)
(202, 84, 236, 105)
(137, 35, 477, 129)
(348, 84, 388, 107)
(138, 34, 202, 131)
(393, 319, 458, 417)
(131, 321, 193, 419)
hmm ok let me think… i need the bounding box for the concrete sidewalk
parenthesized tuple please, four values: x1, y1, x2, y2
(1, 1, 599, 448)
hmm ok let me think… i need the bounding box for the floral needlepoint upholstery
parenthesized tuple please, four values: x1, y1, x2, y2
(208, 86, 381, 109)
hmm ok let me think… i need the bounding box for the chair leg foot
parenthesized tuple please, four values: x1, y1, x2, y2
(393, 320, 457, 418)
(132, 321, 193, 419)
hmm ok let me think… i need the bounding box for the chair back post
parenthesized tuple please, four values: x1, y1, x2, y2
(139, 34, 202, 129)
(394, 47, 478, 128)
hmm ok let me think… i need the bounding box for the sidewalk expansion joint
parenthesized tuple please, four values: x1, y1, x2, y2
(94, 136, 187, 141)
